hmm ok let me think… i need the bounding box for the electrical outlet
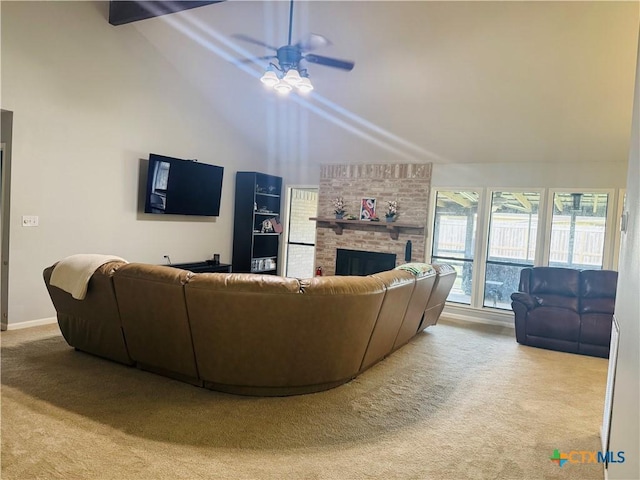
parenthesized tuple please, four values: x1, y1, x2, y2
(22, 215, 39, 227)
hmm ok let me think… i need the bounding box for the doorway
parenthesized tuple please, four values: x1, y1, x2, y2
(1, 109, 13, 330)
(283, 187, 318, 278)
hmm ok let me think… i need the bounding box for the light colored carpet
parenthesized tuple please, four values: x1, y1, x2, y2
(1, 319, 607, 480)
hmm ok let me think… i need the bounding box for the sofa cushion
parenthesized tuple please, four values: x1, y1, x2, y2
(526, 307, 581, 342)
(533, 294, 579, 311)
(362, 270, 415, 370)
(580, 313, 614, 347)
(392, 268, 437, 350)
(580, 270, 618, 314)
(580, 270, 618, 298)
(529, 267, 580, 297)
(43, 261, 133, 365)
(426, 264, 457, 309)
(113, 263, 199, 381)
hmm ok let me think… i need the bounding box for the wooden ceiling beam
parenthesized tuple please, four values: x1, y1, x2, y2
(440, 192, 471, 208)
(109, 1, 223, 26)
(513, 193, 533, 212)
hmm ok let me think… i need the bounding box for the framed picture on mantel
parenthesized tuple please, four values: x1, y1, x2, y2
(360, 197, 376, 220)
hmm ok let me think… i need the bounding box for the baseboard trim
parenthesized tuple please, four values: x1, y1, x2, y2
(6, 317, 57, 330)
(442, 305, 515, 329)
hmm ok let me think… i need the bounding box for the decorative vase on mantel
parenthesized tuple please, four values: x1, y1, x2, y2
(385, 215, 396, 223)
(335, 212, 345, 219)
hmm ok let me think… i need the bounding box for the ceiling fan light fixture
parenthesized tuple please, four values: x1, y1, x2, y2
(260, 69, 279, 87)
(234, 0, 355, 95)
(296, 76, 313, 93)
(283, 68, 302, 85)
(273, 80, 292, 94)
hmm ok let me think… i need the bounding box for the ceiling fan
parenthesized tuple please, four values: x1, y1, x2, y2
(233, 0, 355, 93)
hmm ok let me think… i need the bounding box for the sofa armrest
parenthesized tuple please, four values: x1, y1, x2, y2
(510, 292, 538, 309)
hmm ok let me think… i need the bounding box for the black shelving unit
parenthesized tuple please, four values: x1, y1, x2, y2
(232, 172, 283, 274)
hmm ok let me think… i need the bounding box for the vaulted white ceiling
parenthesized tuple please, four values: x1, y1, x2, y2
(128, 1, 639, 168)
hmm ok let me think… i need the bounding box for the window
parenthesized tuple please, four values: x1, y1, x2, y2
(430, 188, 620, 313)
(284, 188, 318, 278)
(484, 192, 539, 309)
(431, 191, 478, 305)
(549, 192, 608, 269)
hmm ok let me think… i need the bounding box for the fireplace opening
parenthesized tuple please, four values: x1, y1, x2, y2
(335, 249, 397, 276)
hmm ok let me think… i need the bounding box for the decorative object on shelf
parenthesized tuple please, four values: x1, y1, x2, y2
(385, 200, 398, 222)
(333, 197, 346, 219)
(233, 0, 355, 96)
(360, 198, 376, 220)
(270, 216, 283, 233)
(346, 214, 358, 220)
(261, 218, 274, 233)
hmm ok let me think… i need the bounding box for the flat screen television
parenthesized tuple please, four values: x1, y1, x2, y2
(144, 153, 224, 216)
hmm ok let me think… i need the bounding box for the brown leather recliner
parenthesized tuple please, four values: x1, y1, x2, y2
(43, 261, 133, 365)
(113, 264, 201, 384)
(391, 267, 437, 350)
(511, 267, 617, 358)
(361, 269, 416, 371)
(420, 263, 457, 331)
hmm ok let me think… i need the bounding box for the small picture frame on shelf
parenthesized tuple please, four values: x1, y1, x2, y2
(360, 198, 376, 220)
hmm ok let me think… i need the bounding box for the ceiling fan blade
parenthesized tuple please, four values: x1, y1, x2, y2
(232, 33, 278, 51)
(234, 55, 277, 65)
(304, 54, 355, 71)
(295, 33, 331, 52)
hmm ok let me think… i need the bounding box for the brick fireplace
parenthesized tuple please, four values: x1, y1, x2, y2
(314, 163, 432, 275)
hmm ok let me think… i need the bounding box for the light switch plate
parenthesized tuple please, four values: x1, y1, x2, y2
(22, 215, 39, 227)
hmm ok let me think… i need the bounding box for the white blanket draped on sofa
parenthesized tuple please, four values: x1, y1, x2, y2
(49, 254, 128, 300)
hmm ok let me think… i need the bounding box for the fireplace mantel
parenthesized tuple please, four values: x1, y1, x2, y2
(310, 217, 425, 240)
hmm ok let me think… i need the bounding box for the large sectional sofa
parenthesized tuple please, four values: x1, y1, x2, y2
(43, 261, 456, 396)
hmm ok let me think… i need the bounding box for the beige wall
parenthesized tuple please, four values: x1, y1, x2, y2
(0, 1, 264, 325)
(432, 161, 628, 189)
(607, 30, 640, 480)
